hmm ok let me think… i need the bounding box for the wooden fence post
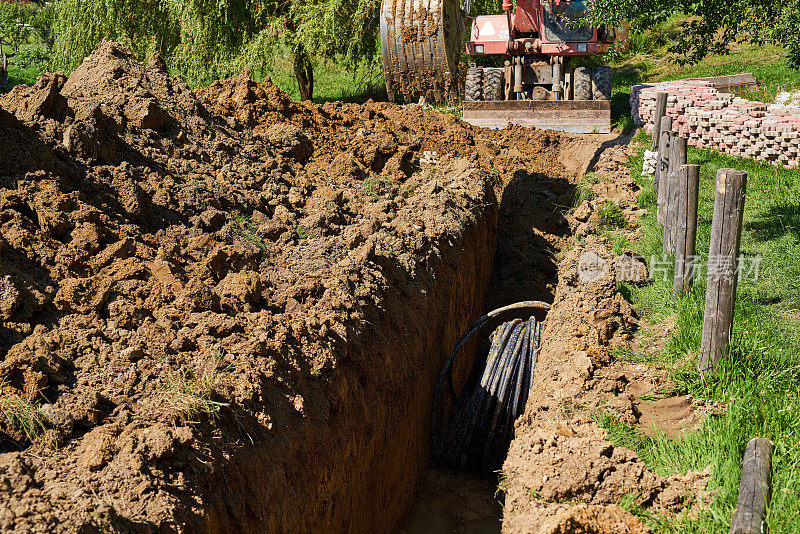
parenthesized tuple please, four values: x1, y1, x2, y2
(656, 127, 675, 225)
(650, 92, 669, 151)
(673, 164, 700, 295)
(662, 134, 687, 255)
(699, 168, 747, 373)
(730, 437, 773, 534)
(654, 116, 673, 213)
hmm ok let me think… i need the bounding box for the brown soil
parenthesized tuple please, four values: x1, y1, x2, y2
(0, 42, 578, 533)
(501, 143, 713, 533)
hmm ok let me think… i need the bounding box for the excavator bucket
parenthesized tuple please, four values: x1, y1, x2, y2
(462, 100, 612, 133)
(379, 0, 463, 103)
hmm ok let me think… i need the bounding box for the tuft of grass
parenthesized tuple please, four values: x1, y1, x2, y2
(571, 173, 600, 211)
(595, 200, 627, 230)
(164, 358, 229, 421)
(362, 175, 398, 199)
(295, 225, 309, 239)
(0, 394, 46, 443)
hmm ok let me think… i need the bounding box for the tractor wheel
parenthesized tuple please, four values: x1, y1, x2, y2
(465, 66, 483, 102)
(592, 66, 611, 100)
(573, 66, 592, 101)
(482, 67, 504, 101)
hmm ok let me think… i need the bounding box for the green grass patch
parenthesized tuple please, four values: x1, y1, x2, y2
(600, 135, 800, 532)
(595, 200, 627, 230)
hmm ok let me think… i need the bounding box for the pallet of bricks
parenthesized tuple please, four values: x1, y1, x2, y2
(631, 80, 800, 169)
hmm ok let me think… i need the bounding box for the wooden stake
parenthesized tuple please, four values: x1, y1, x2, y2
(673, 164, 700, 295)
(653, 127, 672, 224)
(654, 116, 673, 212)
(650, 92, 668, 151)
(730, 437, 773, 534)
(662, 134, 687, 254)
(699, 168, 747, 373)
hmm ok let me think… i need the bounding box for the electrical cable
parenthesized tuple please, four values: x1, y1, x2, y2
(432, 301, 550, 474)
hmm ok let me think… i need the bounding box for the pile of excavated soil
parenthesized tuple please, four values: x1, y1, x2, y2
(0, 42, 573, 532)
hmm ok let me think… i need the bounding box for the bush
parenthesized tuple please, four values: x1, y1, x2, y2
(14, 47, 51, 72)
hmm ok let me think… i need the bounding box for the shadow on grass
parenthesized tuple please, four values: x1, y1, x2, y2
(745, 200, 800, 242)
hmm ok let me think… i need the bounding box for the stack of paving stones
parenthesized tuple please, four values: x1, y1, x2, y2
(632, 80, 800, 169)
(642, 150, 657, 176)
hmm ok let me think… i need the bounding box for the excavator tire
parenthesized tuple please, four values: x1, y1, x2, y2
(465, 67, 483, 102)
(592, 66, 611, 100)
(482, 68, 504, 101)
(573, 67, 592, 101)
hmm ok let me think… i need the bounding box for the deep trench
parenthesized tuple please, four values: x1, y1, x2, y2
(401, 164, 574, 533)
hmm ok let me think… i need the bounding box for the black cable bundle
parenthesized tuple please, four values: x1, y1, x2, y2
(432, 304, 544, 474)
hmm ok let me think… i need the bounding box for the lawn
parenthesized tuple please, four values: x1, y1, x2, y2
(599, 133, 800, 533)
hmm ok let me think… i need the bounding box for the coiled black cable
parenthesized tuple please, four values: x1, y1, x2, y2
(432, 301, 548, 474)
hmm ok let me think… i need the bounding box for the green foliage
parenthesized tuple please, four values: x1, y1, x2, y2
(235, 215, 270, 252)
(584, 0, 800, 69)
(29, 2, 56, 50)
(572, 174, 597, 211)
(14, 46, 50, 72)
(0, 0, 27, 54)
(51, 0, 382, 89)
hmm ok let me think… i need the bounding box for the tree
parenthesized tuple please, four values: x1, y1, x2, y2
(51, 0, 382, 100)
(583, 0, 800, 68)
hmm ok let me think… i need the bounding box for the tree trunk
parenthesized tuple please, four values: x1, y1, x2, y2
(293, 43, 313, 101)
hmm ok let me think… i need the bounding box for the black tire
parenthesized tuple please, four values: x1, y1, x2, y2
(592, 66, 611, 100)
(573, 66, 592, 101)
(482, 67, 504, 101)
(465, 66, 483, 102)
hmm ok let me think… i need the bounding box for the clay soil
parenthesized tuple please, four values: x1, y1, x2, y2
(0, 42, 582, 533)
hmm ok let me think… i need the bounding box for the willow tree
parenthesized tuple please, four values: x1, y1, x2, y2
(52, 0, 381, 99)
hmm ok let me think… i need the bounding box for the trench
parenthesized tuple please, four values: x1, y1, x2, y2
(401, 156, 578, 533)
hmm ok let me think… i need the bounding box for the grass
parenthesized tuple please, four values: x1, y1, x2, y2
(252, 53, 387, 103)
(0, 393, 46, 443)
(164, 357, 229, 421)
(595, 200, 627, 230)
(597, 131, 800, 533)
(572, 172, 600, 211)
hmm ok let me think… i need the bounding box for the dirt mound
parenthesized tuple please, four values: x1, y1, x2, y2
(0, 42, 574, 532)
(540, 504, 651, 534)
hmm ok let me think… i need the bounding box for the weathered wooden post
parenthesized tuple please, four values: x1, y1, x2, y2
(650, 92, 669, 151)
(654, 116, 673, 212)
(673, 164, 700, 295)
(730, 437, 773, 534)
(657, 130, 674, 224)
(698, 168, 747, 373)
(662, 134, 687, 255)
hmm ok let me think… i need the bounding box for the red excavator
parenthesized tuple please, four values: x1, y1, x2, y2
(380, 0, 623, 132)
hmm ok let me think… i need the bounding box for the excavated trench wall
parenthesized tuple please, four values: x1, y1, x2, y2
(199, 209, 497, 533)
